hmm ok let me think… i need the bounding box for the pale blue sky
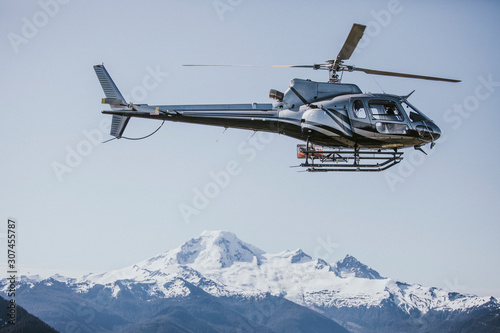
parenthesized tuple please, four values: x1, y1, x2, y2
(1, 0, 499, 298)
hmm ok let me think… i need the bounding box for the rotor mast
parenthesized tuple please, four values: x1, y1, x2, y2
(328, 23, 366, 83)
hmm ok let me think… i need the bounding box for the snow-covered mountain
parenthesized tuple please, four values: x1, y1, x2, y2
(71, 230, 494, 312)
(3, 230, 499, 332)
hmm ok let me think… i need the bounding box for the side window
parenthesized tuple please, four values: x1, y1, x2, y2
(353, 100, 366, 118)
(368, 100, 404, 121)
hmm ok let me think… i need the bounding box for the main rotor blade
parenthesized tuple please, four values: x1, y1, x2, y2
(183, 64, 317, 68)
(336, 23, 366, 62)
(350, 66, 461, 83)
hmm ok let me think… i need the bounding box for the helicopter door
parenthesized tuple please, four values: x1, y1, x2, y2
(349, 100, 373, 135)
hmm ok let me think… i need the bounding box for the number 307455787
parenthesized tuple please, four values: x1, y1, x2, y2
(7, 219, 16, 270)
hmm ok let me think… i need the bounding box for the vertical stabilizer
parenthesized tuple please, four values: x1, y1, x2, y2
(94, 64, 130, 139)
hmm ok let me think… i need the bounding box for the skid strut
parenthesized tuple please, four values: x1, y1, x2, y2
(295, 145, 403, 172)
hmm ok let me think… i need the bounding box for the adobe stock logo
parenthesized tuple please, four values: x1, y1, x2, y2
(212, 0, 243, 21)
(354, 0, 404, 54)
(443, 75, 500, 130)
(178, 131, 274, 224)
(385, 74, 500, 192)
(52, 119, 111, 182)
(122, 65, 169, 103)
(7, 0, 71, 54)
(51, 64, 168, 183)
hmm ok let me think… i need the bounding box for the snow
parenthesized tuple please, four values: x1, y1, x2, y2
(49, 273, 69, 283)
(7, 230, 498, 316)
(19, 274, 43, 283)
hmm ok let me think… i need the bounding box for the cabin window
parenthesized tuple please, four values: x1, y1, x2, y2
(376, 122, 408, 134)
(368, 100, 404, 121)
(353, 100, 366, 118)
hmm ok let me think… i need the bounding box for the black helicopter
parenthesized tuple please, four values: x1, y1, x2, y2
(95, 24, 459, 172)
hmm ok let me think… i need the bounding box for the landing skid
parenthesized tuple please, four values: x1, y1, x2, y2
(295, 144, 403, 172)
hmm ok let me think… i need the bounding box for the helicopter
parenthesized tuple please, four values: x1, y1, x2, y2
(95, 23, 460, 172)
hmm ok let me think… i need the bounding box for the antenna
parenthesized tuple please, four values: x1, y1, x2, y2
(372, 76, 386, 94)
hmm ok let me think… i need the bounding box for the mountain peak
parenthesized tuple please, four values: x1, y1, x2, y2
(175, 230, 265, 268)
(199, 230, 237, 239)
(335, 254, 384, 280)
(290, 249, 313, 263)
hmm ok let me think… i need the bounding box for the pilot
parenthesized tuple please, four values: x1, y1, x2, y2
(386, 105, 397, 116)
(385, 105, 398, 132)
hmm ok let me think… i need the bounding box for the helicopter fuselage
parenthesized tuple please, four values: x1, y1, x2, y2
(103, 78, 440, 151)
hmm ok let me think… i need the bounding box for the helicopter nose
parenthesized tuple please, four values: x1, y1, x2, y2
(432, 124, 441, 140)
(416, 122, 441, 142)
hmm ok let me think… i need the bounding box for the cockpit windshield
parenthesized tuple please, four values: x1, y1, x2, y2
(400, 100, 431, 122)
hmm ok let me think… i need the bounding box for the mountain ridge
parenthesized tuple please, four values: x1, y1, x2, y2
(3, 230, 499, 333)
(18, 230, 498, 312)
